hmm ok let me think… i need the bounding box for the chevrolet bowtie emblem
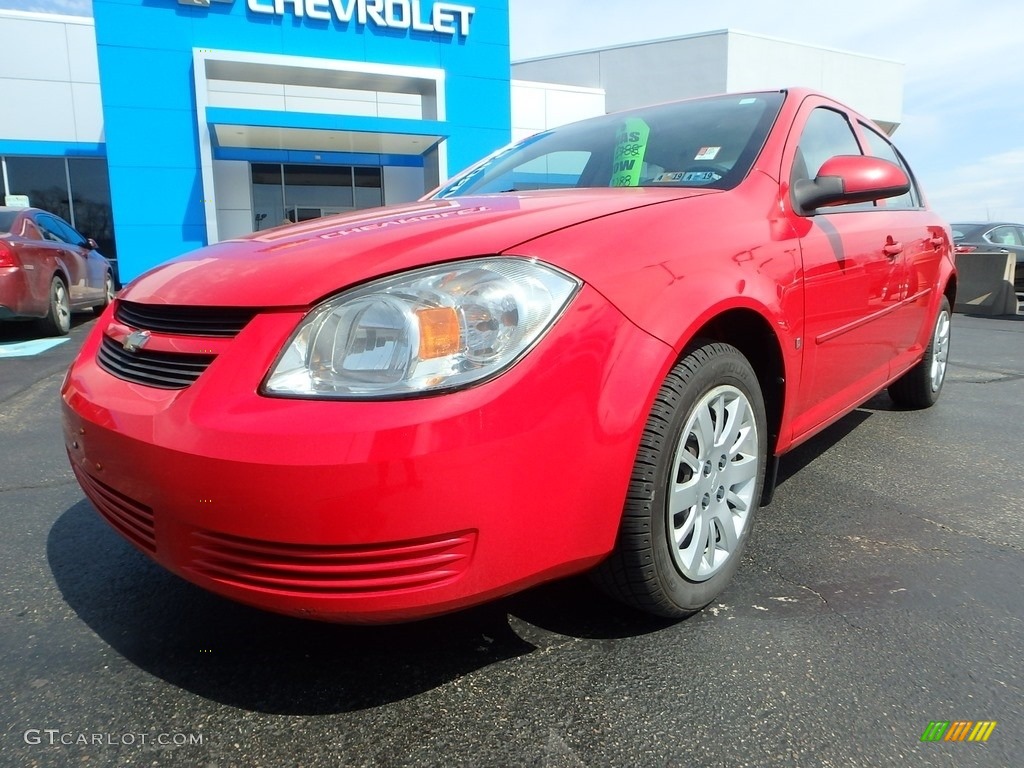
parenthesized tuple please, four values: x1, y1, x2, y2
(123, 330, 151, 353)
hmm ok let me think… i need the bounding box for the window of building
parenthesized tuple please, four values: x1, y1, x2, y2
(69, 158, 117, 257)
(284, 165, 354, 214)
(5, 157, 71, 222)
(354, 167, 383, 208)
(0, 156, 118, 258)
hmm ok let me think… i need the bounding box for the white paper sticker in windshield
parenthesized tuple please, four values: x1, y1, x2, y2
(652, 172, 686, 183)
(610, 118, 650, 187)
(694, 146, 721, 160)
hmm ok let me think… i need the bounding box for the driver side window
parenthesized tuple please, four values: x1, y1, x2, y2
(36, 216, 63, 243)
(792, 107, 863, 184)
(792, 107, 870, 212)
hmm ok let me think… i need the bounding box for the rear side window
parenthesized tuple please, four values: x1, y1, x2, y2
(860, 123, 920, 208)
(20, 219, 43, 240)
(987, 225, 1023, 246)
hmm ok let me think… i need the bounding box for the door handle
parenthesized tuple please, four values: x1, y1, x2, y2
(883, 241, 903, 259)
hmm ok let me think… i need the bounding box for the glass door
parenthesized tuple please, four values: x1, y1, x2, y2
(251, 163, 383, 230)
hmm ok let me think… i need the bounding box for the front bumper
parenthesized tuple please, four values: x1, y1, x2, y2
(62, 288, 672, 622)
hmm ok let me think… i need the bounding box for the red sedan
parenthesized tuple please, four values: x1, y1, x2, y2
(0, 206, 115, 336)
(61, 89, 955, 623)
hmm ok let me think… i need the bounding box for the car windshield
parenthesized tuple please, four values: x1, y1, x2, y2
(0, 211, 16, 233)
(435, 92, 784, 198)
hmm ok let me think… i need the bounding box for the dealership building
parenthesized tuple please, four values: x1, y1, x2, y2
(0, 1, 902, 282)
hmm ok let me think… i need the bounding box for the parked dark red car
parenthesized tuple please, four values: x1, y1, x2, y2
(62, 89, 956, 623)
(0, 206, 115, 336)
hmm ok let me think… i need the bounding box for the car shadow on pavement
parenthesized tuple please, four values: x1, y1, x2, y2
(47, 499, 674, 714)
(0, 313, 96, 343)
(48, 499, 536, 715)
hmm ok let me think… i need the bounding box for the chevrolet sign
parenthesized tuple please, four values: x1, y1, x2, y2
(246, 0, 474, 36)
(176, 0, 474, 37)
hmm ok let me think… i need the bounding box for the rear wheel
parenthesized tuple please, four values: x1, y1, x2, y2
(38, 275, 71, 337)
(888, 296, 951, 408)
(594, 342, 767, 618)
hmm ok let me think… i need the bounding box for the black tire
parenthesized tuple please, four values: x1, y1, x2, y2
(888, 296, 951, 409)
(37, 275, 71, 337)
(594, 342, 767, 618)
(92, 271, 115, 316)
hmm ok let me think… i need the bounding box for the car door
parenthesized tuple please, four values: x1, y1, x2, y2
(54, 215, 107, 300)
(36, 212, 91, 306)
(783, 100, 905, 439)
(855, 122, 947, 370)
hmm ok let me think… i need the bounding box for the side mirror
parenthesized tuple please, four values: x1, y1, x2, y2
(792, 155, 910, 215)
(86, 238, 99, 250)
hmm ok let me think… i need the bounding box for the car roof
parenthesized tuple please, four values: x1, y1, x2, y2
(951, 221, 1022, 227)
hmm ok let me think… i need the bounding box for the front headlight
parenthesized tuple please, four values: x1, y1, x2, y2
(262, 258, 581, 399)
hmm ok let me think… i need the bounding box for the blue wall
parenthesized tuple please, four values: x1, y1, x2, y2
(92, 0, 511, 281)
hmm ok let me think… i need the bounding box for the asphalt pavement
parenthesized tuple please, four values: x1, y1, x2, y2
(1, 310, 1021, 767)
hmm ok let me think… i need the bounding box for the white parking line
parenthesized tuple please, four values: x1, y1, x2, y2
(0, 338, 70, 358)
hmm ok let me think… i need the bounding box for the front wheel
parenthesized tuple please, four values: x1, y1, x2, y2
(93, 271, 115, 316)
(594, 342, 767, 619)
(888, 295, 951, 408)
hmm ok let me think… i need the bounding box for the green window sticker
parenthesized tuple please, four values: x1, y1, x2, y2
(610, 118, 650, 187)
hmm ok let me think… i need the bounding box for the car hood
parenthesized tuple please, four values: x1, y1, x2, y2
(122, 190, 715, 307)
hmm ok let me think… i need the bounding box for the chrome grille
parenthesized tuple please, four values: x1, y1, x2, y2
(97, 336, 215, 390)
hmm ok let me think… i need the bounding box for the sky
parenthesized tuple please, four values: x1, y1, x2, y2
(2, 0, 1022, 224)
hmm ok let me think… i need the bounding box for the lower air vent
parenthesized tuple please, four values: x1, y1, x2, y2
(186, 529, 477, 596)
(72, 462, 156, 554)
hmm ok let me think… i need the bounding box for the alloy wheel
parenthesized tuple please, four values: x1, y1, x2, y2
(668, 384, 759, 581)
